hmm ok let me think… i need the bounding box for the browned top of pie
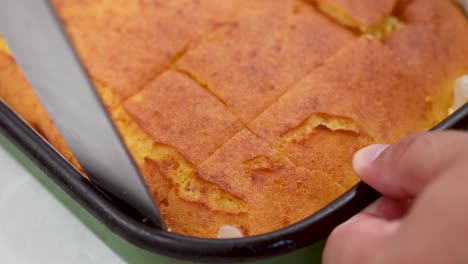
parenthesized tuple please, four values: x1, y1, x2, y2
(312, 0, 398, 31)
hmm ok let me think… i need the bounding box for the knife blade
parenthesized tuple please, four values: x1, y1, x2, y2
(0, 0, 164, 228)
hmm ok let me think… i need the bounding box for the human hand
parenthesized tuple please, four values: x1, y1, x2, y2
(323, 131, 468, 264)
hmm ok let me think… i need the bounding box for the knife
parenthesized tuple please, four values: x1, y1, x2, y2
(0, 0, 164, 228)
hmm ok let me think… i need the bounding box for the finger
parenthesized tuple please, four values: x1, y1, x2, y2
(353, 131, 468, 199)
(323, 199, 406, 264)
(323, 213, 400, 264)
(363, 197, 410, 220)
(371, 164, 468, 263)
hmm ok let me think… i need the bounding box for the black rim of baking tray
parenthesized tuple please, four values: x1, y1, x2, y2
(0, 100, 467, 262)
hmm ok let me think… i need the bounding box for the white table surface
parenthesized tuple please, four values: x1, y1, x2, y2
(0, 135, 180, 264)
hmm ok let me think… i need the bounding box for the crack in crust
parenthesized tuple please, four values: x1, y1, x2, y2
(281, 113, 360, 143)
(112, 106, 248, 214)
(365, 16, 403, 39)
(311, 0, 402, 38)
(243, 155, 284, 171)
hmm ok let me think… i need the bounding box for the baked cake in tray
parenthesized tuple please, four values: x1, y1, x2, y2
(0, 0, 467, 238)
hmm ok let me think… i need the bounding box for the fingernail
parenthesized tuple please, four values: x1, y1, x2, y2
(353, 144, 389, 176)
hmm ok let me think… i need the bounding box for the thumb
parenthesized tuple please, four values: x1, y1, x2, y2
(353, 131, 468, 199)
(323, 196, 409, 264)
(324, 132, 468, 264)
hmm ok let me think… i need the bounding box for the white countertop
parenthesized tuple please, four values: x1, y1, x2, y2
(0, 135, 178, 264)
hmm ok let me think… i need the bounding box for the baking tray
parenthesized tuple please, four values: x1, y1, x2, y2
(0, 99, 467, 262)
(1, 1, 468, 260)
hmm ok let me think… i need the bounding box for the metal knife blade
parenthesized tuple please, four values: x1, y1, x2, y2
(0, 0, 164, 228)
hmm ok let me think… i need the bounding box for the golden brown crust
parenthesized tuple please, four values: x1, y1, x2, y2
(281, 126, 373, 189)
(53, 0, 244, 104)
(160, 188, 248, 238)
(313, 0, 398, 30)
(250, 37, 432, 144)
(249, 37, 432, 189)
(195, 129, 343, 237)
(396, 0, 466, 23)
(176, 0, 355, 122)
(123, 70, 243, 164)
(384, 0, 468, 122)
